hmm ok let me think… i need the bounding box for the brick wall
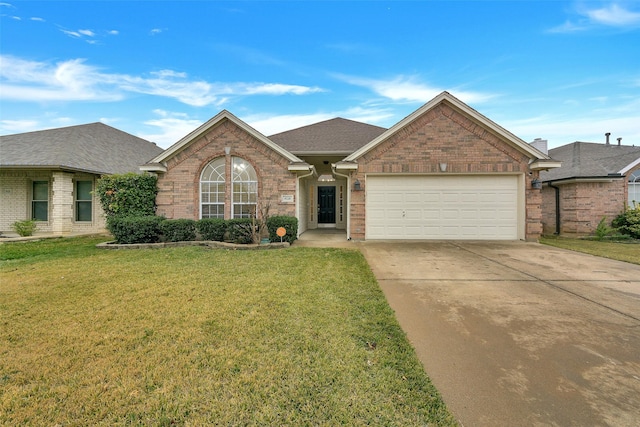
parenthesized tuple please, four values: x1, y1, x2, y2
(348, 103, 542, 240)
(542, 180, 626, 236)
(0, 170, 106, 235)
(156, 119, 297, 220)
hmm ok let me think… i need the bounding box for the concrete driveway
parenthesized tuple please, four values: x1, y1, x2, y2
(358, 241, 640, 427)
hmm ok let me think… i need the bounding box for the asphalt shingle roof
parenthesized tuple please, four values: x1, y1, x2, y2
(541, 141, 640, 181)
(269, 117, 387, 154)
(0, 122, 164, 175)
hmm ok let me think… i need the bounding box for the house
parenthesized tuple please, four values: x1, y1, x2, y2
(540, 135, 640, 236)
(0, 123, 163, 235)
(143, 91, 560, 241)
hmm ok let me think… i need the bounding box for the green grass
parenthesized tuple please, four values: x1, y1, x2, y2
(540, 236, 640, 265)
(0, 237, 456, 426)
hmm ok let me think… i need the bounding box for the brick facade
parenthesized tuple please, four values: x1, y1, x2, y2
(0, 170, 106, 235)
(541, 180, 626, 236)
(156, 119, 297, 220)
(347, 104, 543, 240)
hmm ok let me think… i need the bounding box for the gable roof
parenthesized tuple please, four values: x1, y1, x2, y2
(146, 110, 303, 169)
(0, 122, 163, 175)
(540, 141, 640, 182)
(269, 117, 387, 155)
(342, 91, 560, 170)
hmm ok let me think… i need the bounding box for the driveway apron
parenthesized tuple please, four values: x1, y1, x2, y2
(358, 241, 640, 427)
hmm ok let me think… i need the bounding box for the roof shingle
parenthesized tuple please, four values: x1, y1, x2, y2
(269, 117, 387, 154)
(541, 141, 640, 181)
(0, 123, 163, 174)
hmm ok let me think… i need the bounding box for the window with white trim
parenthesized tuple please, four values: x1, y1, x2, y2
(200, 158, 225, 218)
(232, 157, 257, 218)
(629, 170, 640, 208)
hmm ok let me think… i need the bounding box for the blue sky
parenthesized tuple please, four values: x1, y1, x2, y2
(1, 1, 639, 149)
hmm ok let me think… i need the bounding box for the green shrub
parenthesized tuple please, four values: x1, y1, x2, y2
(96, 173, 158, 219)
(197, 218, 227, 241)
(160, 219, 196, 242)
(612, 206, 640, 239)
(594, 216, 614, 239)
(12, 219, 37, 237)
(267, 215, 298, 243)
(226, 218, 255, 244)
(107, 216, 164, 244)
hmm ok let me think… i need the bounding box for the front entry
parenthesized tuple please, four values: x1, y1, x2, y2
(318, 186, 336, 225)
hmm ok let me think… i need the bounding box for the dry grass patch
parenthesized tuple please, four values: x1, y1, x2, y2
(1, 237, 456, 426)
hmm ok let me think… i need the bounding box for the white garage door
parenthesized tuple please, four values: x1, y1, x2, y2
(366, 175, 520, 240)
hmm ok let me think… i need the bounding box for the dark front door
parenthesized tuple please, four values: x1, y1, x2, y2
(318, 186, 336, 224)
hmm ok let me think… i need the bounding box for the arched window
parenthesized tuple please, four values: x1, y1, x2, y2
(200, 157, 225, 218)
(629, 170, 640, 208)
(200, 156, 258, 219)
(232, 157, 258, 218)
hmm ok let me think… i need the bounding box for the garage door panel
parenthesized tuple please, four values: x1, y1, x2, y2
(366, 175, 519, 240)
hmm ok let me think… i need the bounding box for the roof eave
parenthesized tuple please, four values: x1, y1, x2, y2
(333, 161, 358, 171)
(140, 163, 167, 173)
(530, 160, 562, 171)
(149, 110, 303, 165)
(543, 176, 625, 185)
(344, 91, 553, 162)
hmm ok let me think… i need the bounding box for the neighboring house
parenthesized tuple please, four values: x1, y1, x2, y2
(540, 137, 640, 236)
(0, 123, 163, 235)
(143, 92, 560, 241)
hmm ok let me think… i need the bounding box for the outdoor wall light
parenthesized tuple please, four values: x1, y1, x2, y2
(354, 179, 362, 191)
(531, 178, 542, 189)
(439, 162, 448, 172)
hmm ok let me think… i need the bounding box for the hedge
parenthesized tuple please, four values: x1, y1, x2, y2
(197, 218, 227, 241)
(160, 219, 197, 242)
(107, 216, 164, 244)
(267, 215, 298, 244)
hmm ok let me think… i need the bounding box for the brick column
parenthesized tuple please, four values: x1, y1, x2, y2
(51, 171, 74, 235)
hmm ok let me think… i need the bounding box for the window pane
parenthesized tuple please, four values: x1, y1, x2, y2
(33, 181, 48, 201)
(32, 201, 48, 221)
(76, 201, 92, 221)
(77, 181, 92, 200)
(32, 181, 48, 221)
(231, 157, 257, 219)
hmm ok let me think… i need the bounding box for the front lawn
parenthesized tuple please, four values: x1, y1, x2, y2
(0, 237, 456, 426)
(540, 236, 640, 265)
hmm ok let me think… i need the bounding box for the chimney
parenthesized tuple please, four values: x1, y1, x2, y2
(605, 132, 611, 145)
(617, 137, 622, 146)
(530, 138, 548, 154)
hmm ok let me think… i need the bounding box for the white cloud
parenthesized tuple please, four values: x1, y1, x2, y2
(138, 110, 204, 147)
(78, 29, 95, 37)
(108, 30, 118, 35)
(30, 17, 45, 22)
(239, 83, 324, 96)
(0, 119, 40, 134)
(585, 3, 640, 26)
(0, 56, 122, 101)
(549, 2, 640, 33)
(150, 28, 164, 35)
(336, 74, 495, 104)
(0, 55, 326, 107)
